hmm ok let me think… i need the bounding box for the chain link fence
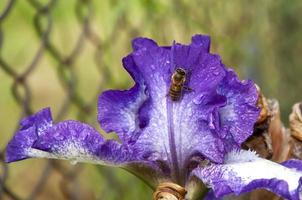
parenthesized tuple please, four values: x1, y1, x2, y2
(1, 0, 302, 199)
(0, 0, 140, 199)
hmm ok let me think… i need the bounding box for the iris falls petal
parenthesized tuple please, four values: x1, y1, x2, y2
(6, 108, 139, 165)
(192, 150, 302, 200)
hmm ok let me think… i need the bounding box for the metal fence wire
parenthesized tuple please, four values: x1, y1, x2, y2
(1, 0, 302, 200)
(0, 0, 140, 199)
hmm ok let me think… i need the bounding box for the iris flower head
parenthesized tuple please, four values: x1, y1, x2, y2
(6, 35, 302, 200)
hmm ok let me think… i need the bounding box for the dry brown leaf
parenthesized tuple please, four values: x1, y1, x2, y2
(289, 102, 302, 141)
(289, 102, 302, 160)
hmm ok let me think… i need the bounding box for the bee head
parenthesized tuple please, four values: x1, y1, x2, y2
(175, 68, 186, 76)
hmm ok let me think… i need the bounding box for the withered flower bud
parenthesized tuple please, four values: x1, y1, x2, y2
(153, 182, 187, 200)
(255, 84, 270, 124)
(289, 102, 302, 160)
(289, 102, 302, 141)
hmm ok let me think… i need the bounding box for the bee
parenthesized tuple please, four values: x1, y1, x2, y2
(168, 68, 192, 101)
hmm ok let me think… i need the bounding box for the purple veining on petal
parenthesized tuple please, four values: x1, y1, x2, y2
(192, 150, 302, 200)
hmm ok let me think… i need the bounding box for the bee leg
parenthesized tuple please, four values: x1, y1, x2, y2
(165, 93, 173, 100)
(183, 86, 194, 92)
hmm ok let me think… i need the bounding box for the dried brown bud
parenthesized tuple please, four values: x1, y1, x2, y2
(289, 102, 302, 141)
(267, 100, 291, 162)
(255, 85, 270, 124)
(153, 182, 187, 200)
(289, 102, 302, 160)
(244, 99, 291, 162)
(292, 137, 302, 159)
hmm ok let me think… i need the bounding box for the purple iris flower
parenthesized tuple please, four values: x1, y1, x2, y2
(6, 35, 302, 200)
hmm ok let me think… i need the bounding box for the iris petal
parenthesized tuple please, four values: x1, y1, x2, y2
(6, 108, 139, 165)
(127, 36, 228, 182)
(98, 55, 148, 143)
(217, 70, 260, 150)
(192, 150, 302, 200)
(204, 190, 222, 200)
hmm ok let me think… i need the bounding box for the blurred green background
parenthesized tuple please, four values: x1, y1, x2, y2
(1, 0, 302, 199)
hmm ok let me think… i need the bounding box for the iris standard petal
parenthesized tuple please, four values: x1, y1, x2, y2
(132, 37, 158, 51)
(192, 150, 302, 200)
(131, 36, 228, 183)
(98, 55, 148, 143)
(217, 70, 260, 150)
(6, 108, 139, 165)
(98, 35, 260, 185)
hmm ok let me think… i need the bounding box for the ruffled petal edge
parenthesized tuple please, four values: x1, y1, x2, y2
(192, 150, 302, 200)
